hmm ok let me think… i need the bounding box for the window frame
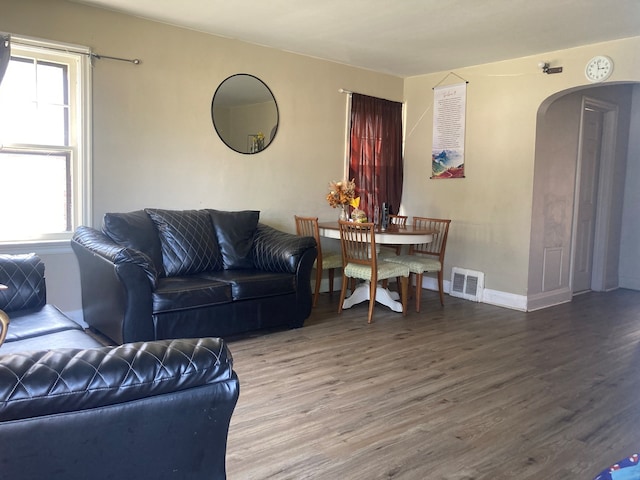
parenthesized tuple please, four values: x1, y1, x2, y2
(0, 35, 92, 246)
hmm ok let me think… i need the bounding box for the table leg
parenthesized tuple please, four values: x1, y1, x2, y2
(342, 281, 402, 312)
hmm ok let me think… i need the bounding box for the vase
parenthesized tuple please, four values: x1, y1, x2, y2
(351, 208, 367, 223)
(339, 205, 349, 221)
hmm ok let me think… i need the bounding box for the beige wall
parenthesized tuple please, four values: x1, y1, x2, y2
(403, 37, 640, 308)
(1, 0, 639, 317)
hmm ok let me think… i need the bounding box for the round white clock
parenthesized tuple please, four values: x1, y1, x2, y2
(585, 55, 613, 83)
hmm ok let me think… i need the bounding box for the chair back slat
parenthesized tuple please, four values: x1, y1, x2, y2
(388, 215, 407, 227)
(409, 217, 451, 262)
(294, 215, 322, 264)
(338, 221, 376, 267)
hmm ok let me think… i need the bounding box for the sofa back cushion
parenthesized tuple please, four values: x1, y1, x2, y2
(0, 253, 46, 313)
(208, 209, 260, 269)
(146, 209, 223, 276)
(102, 210, 165, 277)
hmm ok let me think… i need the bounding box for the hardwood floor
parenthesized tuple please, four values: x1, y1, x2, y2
(225, 288, 640, 480)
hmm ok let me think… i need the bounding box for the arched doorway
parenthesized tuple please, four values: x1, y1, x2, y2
(527, 83, 637, 311)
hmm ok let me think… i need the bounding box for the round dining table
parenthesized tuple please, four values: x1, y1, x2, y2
(317, 221, 435, 312)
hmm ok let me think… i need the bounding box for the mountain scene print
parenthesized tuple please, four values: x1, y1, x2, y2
(432, 149, 464, 179)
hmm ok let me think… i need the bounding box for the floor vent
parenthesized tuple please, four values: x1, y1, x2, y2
(450, 267, 484, 302)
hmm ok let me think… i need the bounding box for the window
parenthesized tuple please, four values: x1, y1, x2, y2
(348, 93, 404, 220)
(0, 37, 91, 243)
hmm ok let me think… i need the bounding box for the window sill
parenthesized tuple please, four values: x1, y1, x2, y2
(0, 238, 72, 255)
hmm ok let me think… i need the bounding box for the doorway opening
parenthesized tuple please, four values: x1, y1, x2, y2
(570, 96, 619, 294)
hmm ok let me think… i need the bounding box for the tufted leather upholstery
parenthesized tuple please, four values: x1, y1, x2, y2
(0, 335, 239, 479)
(252, 223, 316, 273)
(72, 209, 317, 344)
(0, 337, 234, 422)
(146, 208, 224, 277)
(0, 252, 240, 479)
(0, 253, 46, 313)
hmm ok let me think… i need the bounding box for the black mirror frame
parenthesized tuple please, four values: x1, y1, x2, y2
(211, 73, 279, 155)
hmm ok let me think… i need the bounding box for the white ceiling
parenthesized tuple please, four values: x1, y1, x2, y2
(70, 0, 640, 77)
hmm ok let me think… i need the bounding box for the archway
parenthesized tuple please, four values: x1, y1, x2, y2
(527, 83, 638, 311)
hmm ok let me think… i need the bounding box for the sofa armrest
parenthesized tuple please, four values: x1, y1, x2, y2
(71, 226, 157, 343)
(0, 337, 236, 422)
(72, 226, 158, 286)
(252, 223, 317, 273)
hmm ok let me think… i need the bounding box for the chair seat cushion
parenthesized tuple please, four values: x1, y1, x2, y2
(320, 252, 343, 270)
(345, 261, 409, 281)
(377, 246, 401, 259)
(384, 255, 442, 273)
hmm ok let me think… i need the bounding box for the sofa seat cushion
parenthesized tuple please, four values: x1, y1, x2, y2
(4, 304, 83, 343)
(153, 275, 232, 313)
(203, 270, 295, 301)
(0, 329, 103, 354)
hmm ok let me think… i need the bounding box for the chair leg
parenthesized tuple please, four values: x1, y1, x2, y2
(415, 273, 423, 312)
(338, 275, 349, 314)
(437, 270, 445, 306)
(328, 268, 335, 296)
(367, 280, 377, 323)
(313, 265, 322, 307)
(400, 276, 409, 316)
(382, 279, 389, 289)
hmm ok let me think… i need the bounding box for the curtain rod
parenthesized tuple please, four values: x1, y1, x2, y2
(9, 38, 141, 65)
(338, 88, 403, 104)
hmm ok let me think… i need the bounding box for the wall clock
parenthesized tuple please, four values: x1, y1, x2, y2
(585, 55, 613, 83)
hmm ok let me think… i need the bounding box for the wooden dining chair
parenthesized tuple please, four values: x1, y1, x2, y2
(379, 214, 408, 259)
(295, 215, 343, 307)
(337, 220, 410, 323)
(384, 217, 451, 312)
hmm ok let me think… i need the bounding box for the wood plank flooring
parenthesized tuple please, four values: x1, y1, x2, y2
(225, 288, 640, 480)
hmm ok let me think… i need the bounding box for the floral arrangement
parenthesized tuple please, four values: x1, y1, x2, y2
(252, 132, 265, 152)
(326, 179, 356, 208)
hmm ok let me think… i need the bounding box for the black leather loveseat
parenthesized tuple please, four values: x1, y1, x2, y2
(0, 253, 239, 480)
(71, 208, 317, 344)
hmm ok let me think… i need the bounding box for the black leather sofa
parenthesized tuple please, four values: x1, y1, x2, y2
(71, 208, 317, 344)
(0, 253, 239, 480)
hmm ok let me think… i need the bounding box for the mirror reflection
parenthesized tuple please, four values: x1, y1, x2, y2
(211, 74, 279, 154)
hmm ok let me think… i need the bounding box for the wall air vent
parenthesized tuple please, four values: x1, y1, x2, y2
(450, 267, 484, 302)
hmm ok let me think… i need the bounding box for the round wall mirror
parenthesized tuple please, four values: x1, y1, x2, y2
(211, 74, 279, 154)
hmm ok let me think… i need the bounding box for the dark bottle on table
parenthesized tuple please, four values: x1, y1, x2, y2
(381, 203, 389, 230)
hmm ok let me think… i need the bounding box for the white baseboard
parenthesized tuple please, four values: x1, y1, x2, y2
(526, 288, 573, 311)
(319, 274, 561, 313)
(419, 275, 528, 311)
(482, 289, 528, 311)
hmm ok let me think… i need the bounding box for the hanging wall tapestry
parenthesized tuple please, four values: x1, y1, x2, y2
(432, 82, 466, 179)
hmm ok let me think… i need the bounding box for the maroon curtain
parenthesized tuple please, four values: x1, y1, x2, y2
(348, 93, 403, 219)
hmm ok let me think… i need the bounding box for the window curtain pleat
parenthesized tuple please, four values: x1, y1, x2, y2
(348, 93, 403, 219)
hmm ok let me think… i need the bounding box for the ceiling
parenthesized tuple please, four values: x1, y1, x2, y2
(70, 0, 640, 77)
